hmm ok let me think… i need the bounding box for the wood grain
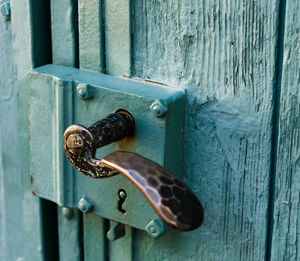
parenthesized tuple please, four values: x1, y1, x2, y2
(271, 0, 300, 260)
(133, 0, 280, 260)
(78, 2, 107, 260)
(51, 1, 82, 260)
(0, 5, 23, 260)
(9, 0, 52, 260)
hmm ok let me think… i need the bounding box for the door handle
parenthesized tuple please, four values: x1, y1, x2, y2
(63, 111, 204, 231)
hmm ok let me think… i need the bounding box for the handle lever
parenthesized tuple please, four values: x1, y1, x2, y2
(63, 112, 204, 231)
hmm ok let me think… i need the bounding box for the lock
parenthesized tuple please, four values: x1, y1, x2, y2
(28, 64, 203, 236)
(63, 112, 204, 231)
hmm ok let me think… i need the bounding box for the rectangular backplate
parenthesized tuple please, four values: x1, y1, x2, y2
(28, 64, 186, 231)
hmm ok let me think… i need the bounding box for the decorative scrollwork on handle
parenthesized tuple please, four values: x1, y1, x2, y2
(63, 112, 204, 231)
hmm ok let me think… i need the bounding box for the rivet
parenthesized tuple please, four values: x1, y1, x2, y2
(0, 2, 10, 18)
(77, 83, 92, 99)
(145, 218, 165, 238)
(150, 99, 168, 117)
(78, 196, 93, 213)
(62, 207, 74, 220)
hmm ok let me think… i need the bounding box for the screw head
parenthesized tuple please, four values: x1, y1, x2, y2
(78, 196, 93, 213)
(145, 218, 165, 238)
(78, 88, 86, 97)
(152, 105, 162, 116)
(150, 100, 168, 117)
(0, 2, 10, 18)
(62, 207, 74, 220)
(77, 83, 92, 99)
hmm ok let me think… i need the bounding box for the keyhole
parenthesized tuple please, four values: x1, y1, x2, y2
(118, 189, 127, 214)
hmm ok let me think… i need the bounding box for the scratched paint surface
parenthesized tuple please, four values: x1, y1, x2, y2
(1, 0, 300, 260)
(132, 1, 280, 260)
(270, 0, 300, 260)
(0, 4, 24, 260)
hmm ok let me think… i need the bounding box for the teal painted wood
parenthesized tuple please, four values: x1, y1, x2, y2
(83, 214, 106, 261)
(79, 0, 104, 72)
(133, 1, 281, 260)
(51, 0, 78, 67)
(104, 1, 133, 259)
(58, 207, 82, 261)
(78, 3, 107, 259)
(51, 1, 82, 260)
(0, 4, 24, 260)
(271, 0, 300, 260)
(109, 226, 133, 261)
(10, 0, 52, 260)
(104, 0, 131, 76)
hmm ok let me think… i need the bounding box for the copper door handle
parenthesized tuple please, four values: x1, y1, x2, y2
(63, 111, 204, 231)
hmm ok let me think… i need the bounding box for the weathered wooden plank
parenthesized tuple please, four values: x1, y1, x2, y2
(51, 0, 78, 67)
(0, 8, 23, 259)
(78, 0, 104, 72)
(270, 0, 300, 260)
(104, 1, 133, 260)
(83, 214, 106, 261)
(133, 0, 280, 260)
(104, 0, 131, 76)
(10, 0, 52, 260)
(109, 226, 133, 261)
(51, 1, 82, 260)
(58, 207, 82, 261)
(78, 2, 107, 259)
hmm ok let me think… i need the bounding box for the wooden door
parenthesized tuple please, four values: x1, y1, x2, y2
(0, 0, 299, 260)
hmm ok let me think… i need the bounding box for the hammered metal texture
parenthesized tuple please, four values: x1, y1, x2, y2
(101, 151, 204, 231)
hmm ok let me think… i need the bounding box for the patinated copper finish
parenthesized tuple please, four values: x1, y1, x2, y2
(63, 112, 204, 231)
(102, 151, 204, 231)
(63, 112, 134, 177)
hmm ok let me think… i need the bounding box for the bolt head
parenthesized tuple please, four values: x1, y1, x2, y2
(145, 218, 165, 238)
(77, 83, 92, 99)
(149, 226, 157, 233)
(150, 100, 168, 117)
(77, 87, 87, 98)
(152, 105, 162, 115)
(62, 207, 74, 220)
(78, 196, 93, 213)
(0, 2, 10, 18)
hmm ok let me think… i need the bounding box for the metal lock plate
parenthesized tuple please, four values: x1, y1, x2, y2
(28, 64, 185, 231)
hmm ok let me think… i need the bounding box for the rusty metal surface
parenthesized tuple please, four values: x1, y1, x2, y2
(63, 112, 134, 178)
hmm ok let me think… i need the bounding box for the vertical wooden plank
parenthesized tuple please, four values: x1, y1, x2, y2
(78, 0, 104, 72)
(78, 1, 133, 259)
(109, 226, 132, 261)
(270, 0, 300, 260)
(0, 6, 24, 259)
(133, 0, 280, 260)
(51, 0, 78, 67)
(83, 214, 106, 261)
(57, 208, 82, 261)
(10, 0, 52, 260)
(78, 2, 107, 260)
(104, 0, 131, 76)
(104, 1, 133, 260)
(51, 1, 82, 260)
